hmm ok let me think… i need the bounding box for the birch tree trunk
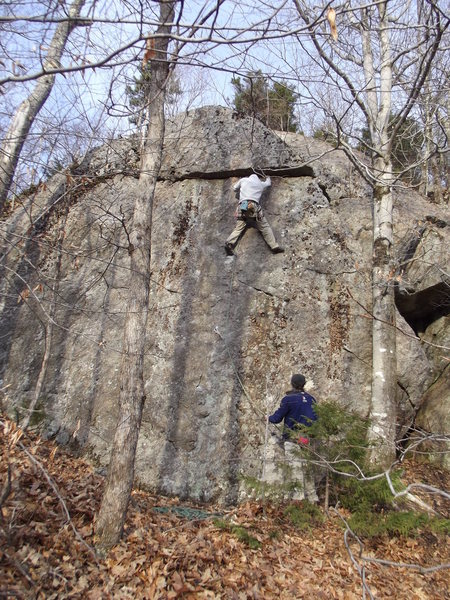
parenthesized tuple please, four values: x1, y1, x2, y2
(94, 1, 175, 552)
(293, 0, 398, 467)
(0, 0, 86, 213)
(362, 2, 397, 466)
(369, 159, 397, 465)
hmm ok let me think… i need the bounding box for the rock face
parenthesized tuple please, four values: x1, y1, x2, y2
(0, 107, 449, 502)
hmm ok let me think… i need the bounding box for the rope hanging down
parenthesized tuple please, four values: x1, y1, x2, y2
(215, 326, 273, 482)
(213, 326, 265, 420)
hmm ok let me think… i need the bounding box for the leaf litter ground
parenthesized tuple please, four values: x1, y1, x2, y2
(1, 417, 449, 599)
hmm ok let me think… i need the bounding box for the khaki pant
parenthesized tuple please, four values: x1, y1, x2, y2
(261, 435, 318, 502)
(226, 215, 278, 250)
(284, 441, 318, 502)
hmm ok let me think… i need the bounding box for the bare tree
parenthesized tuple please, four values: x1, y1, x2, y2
(293, 0, 448, 466)
(0, 0, 86, 213)
(420, 73, 449, 203)
(1, 1, 308, 549)
(94, 0, 176, 552)
(1, 0, 446, 546)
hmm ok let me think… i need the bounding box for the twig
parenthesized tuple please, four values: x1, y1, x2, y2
(333, 507, 376, 598)
(16, 439, 99, 563)
(333, 505, 450, 594)
(360, 555, 450, 574)
(341, 524, 375, 599)
(0, 463, 12, 510)
(2, 549, 35, 586)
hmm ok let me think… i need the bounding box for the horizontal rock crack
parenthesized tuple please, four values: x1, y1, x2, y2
(160, 165, 315, 183)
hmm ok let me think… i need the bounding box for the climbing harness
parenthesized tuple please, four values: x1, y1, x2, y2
(238, 200, 259, 220)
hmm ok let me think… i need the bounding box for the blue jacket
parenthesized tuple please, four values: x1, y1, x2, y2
(269, 391, 317, 438)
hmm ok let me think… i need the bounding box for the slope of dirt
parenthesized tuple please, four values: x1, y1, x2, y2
(1, 416, 449, 600)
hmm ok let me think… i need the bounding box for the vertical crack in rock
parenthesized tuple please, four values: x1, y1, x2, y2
(317, 181, 331, 203)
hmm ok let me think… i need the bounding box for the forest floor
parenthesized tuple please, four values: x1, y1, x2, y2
(1, 415, 449, 600)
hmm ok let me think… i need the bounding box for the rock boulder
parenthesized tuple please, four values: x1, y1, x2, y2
(0, 107, 448, 502)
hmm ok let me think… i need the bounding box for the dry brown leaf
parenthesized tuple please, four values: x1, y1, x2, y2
(143, 37, 156, 67)
(1, 414, 449, 600)
(327, 8, 338, 41)
(17, 288, 30, 303)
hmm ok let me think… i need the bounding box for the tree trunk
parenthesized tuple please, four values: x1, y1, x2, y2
(0, 0, 86, 213)
(324, 470, 330, 513)
(368, 161, 397, 466)
(94, 2, 175, 552)
(293, 0, 445, 468)
(363, 2, 397, 468)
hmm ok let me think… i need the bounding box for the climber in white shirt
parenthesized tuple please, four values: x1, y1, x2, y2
(225, 173, 284, 256)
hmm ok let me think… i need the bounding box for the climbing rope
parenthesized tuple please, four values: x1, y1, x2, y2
(213, 326, 265, 420)
(261, 408, 270, 482)
(152, 506, 222, 521)
(225, 242, 238, 326)
(219, 217, 284, 484)
(213, 325, 284, 486)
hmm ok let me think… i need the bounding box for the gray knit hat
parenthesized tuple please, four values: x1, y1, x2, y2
(291, 374, 306, 390)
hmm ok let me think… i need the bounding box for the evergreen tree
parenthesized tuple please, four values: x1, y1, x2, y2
(231, 72, 299, 132)
(126, 65, 182, 125)
(231, 71, 269, 125)
(268, 81, 299, 132)
(297, 401, 369, 511)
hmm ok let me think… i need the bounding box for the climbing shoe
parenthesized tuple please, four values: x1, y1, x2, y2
(271, 246, 285, 254)
(225, 242, 235, 256)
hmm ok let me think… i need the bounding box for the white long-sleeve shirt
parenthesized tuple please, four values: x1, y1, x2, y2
(233, 174, 271, 203)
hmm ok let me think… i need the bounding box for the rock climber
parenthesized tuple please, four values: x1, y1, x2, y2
(268, 373, 318, 501)
(225, 173, 284, 256)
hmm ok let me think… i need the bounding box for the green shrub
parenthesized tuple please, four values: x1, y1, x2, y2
(284, 500, 324, 532)
(348, 510, 450, 538)
(428, 517, 450, 536)
(213, 519, 262, 549)
(246, 401, 449, 542)
(231, 525, 262, 549)
(339, 471, 404, 513)
(384, 512, 428, 536)
(303, 400, 369, 472)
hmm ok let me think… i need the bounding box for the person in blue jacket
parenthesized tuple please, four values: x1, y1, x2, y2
(268, 373, 317, 441)
(268, 373, 318, 501)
